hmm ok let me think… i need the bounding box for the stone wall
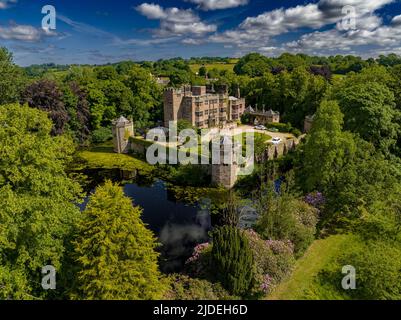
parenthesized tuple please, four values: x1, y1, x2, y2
(127, 136, 300, 188)
(262, 139, 298, 162)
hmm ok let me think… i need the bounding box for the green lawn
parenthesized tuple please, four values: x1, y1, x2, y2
(267, 234, 351, 300)
(73, 141, 154, 174)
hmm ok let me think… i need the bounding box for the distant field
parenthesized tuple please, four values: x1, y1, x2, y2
(189, 61, 238, 74)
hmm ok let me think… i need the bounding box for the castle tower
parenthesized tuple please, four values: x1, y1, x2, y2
(211, 136, 239, 189)
(112, 116, 134, 154)
(163, 87, 185, 127)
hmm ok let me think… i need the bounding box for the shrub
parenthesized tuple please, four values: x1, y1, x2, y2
(91, 127, 112, 143)
(185, 243, 212, 278)
(290, 128, 302, 137)
(267, 122, 289, 132)
(255, 192, 318, 257)
(211, 226, 254, 296)
(244, 230, 295, 296)
(165, 275, 236, 300)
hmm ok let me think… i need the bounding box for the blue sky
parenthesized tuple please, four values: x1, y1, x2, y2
(1, 0, 401, 66)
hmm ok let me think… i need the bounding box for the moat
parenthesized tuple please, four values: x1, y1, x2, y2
(78, 169, 212, 273)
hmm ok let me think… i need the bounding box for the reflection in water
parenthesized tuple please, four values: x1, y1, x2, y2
(159, 208, 211, 272)
(79, 170, 211, 273)
(123, 180, 212, 273)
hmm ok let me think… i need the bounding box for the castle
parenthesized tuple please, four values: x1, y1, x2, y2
(245, 106, 280, 125)
(112, 116, 134, 153)
(211, 136, 242, 189)
(163, 85, 246, 128)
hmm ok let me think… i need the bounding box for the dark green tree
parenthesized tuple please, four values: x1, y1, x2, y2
(198, 66, 207, 77)
(211, 226, 254, 296)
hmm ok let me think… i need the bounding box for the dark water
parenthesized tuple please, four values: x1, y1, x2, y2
(78, 169, 211, 273)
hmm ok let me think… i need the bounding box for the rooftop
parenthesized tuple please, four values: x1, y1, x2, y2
(113, 116, 131, 125)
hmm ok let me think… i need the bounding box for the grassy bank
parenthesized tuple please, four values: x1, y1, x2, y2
(72, 141, 154, 174)
(267, 234, 352, 300)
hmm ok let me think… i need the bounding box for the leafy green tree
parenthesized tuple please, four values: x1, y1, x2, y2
(74, 181, 166, 300)
(255, 179, 318, 256)
(169, 70, 191, 87)
(0, 103, 81, 299)
(390, 64, 401, 110)
(276, 53, 307, 71)
(94, 66, 118, 81)
(100, 79, 135, 116)
(301, 100, 356, 193)
(234, 53, 272, 77)
(85, 82, 114, 129)
(336, 82, 398, 154)
(245, 67, 327, 128)
(377, 53, 401, 67)
(324, 139, 401, 228)
(0, 47, 25, 105)
(198, 66, 207, 77)
(211, 226, 254, 296)
(125, 65, 163, 128)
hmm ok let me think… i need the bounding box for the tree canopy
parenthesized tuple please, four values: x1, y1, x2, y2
(74, 181, 166, 300)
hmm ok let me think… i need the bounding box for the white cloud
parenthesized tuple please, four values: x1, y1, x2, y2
(136, 3, 166, 19)
(317, 0, 394, 18)
(182, 38, 204, 45)
(0, 23, 57, 41)
(136, 3, 217, 36)
(187, 0, 249, 11)
(285, 22, 401, 54)
(240, 4, 325, 34)
(0, 0, 17, 9)
(392, 14, 401, 26)
(208, 0, 397, 54)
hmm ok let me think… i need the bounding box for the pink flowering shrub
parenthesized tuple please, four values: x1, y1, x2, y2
(184, 231, 296, 297)
(266, 239, 294, 255)
(244, 230, 295, 296)
(185, 243, 210, 264)
(184, 242, 212, 278)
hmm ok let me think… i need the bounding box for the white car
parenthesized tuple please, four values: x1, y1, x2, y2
(272, 137, 282, 144)
(254, 125, 267, 130)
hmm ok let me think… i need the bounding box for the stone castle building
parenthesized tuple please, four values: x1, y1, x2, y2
(163, 85, 246, 128)
(112, 116, 134, 154)
(112, 115, 299, 188)
(211, 136, 241, 189)
(245, 106, 280, 125)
